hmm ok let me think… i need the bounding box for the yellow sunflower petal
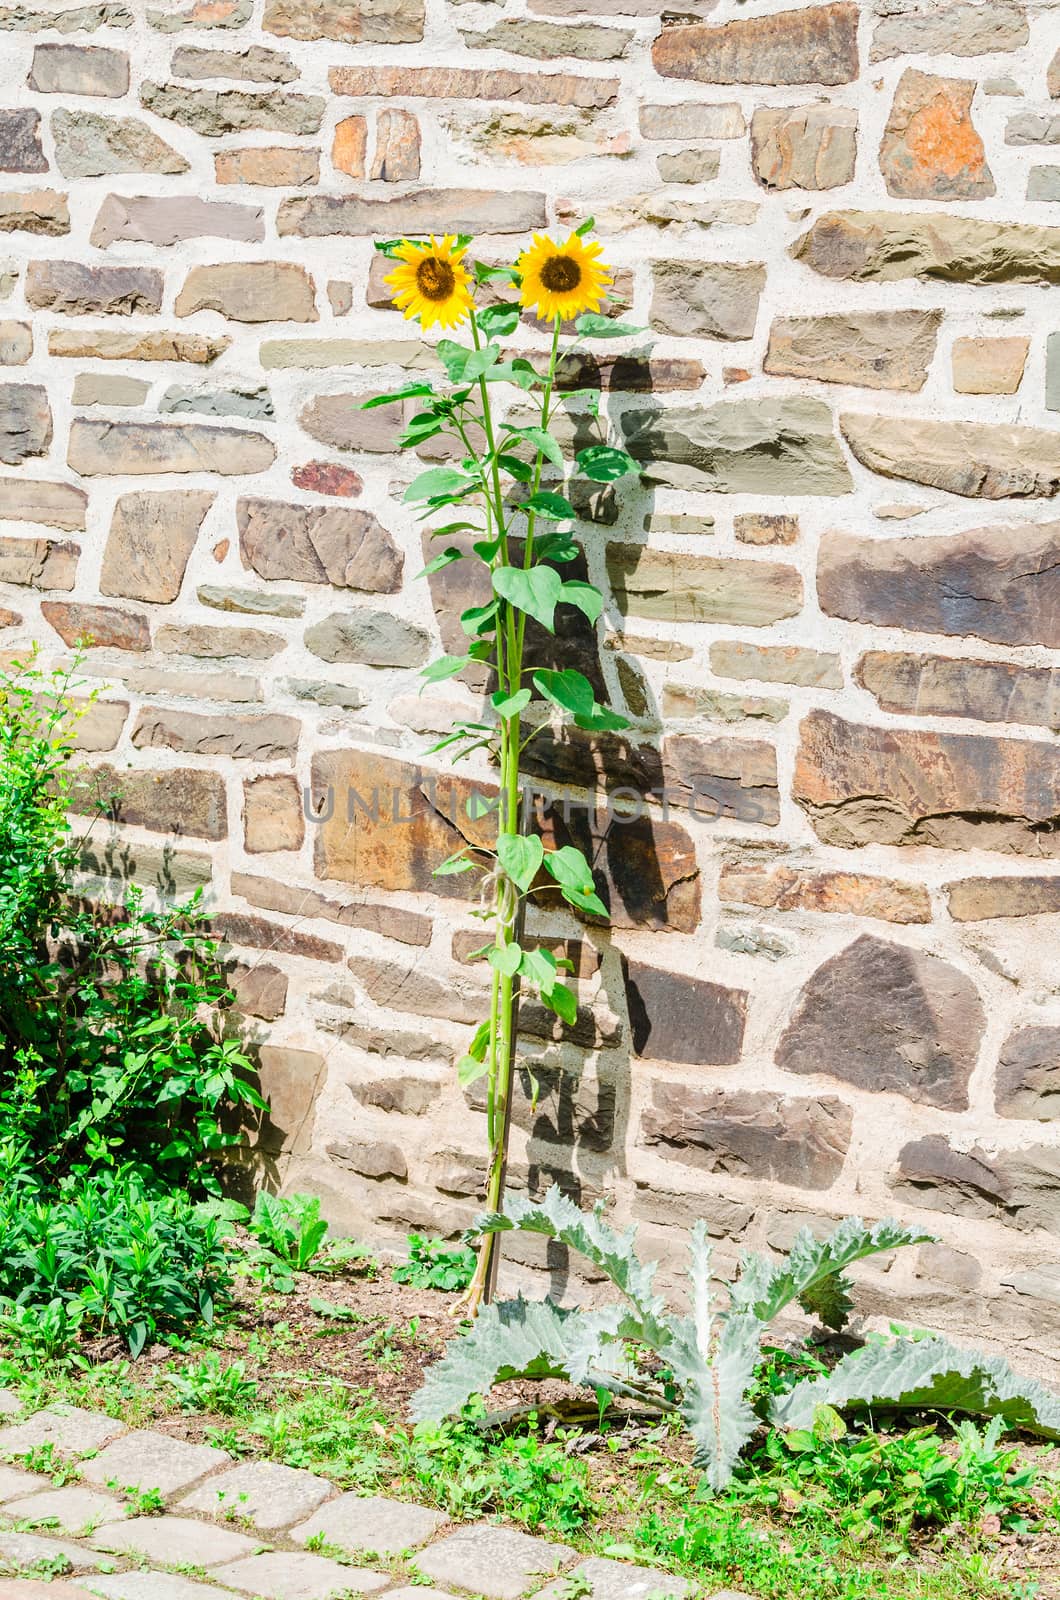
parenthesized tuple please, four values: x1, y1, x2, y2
(517, 231, 613, 323)
(384, 236, 473, 330)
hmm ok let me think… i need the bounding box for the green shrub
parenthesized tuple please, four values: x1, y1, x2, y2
(0, 652, 263, 1190)
(0, 1159, 233, 1356)
(393, 1233, 477, 1292)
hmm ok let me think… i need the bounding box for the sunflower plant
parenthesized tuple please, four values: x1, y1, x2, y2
(366, 222, 642, 1314)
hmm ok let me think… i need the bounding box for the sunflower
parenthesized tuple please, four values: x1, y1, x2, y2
(385, 235, 473, 331)
(517, 231, 613, 323)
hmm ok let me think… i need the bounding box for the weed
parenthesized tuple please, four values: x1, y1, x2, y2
(165, 1354, 258, 1414)
(393, 1234, 477, 1293)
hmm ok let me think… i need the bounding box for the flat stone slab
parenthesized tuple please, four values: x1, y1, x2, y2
(81, 1432, 228, 1496)
(213, 1551, 390, 1597)
(292, 1493, 447, 1556)
(0, 1410, 125, 1460)
(75, 1576, 227, 1600)
(178, 1460, 332, 1530)
(91, 1515, 258, 1567)
(380, 1591, 462, 1600)
(3, 1487, 128, 1535)
(0, 1531, 114, 1573)
(0, 1467, 49, 1503)
(0, 1396, 21, 1420)
(535, 1557, 693, 1599)
(0, 1583, 89, 1598)
(416, 1526, 576, 1600)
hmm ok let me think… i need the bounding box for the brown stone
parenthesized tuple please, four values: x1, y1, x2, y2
(52, 109, 188, 177)
(149, 0, 251, 29)
(213, 912, 342, 963)
(79, 837, 212, 896)
(252, 1045, 326, 1155)
(720, 861, 931, 924)
(734, 513, 798, 546)
(640, 102, 744, 138)
(652, 3, 858, 86)
(0, 188, 69, 235)
(951, 335, 1028, 395)
(215, 147, 319, 185)
(139, 81, 325, 137)
(170, 44, 297, 81)
(175, 261, 316, 323)
(0, 477, 85, 530)
(751, 103, 857, 189)
(233, 871, 430, 946)
(198, 585, 302, 619)
(264, 0, 422, 41)
(856, 650, 1060, 728)
(290, 462, 362, 498)
(328, 1138, 407, 1181)
(663, 684, 788, 724)
(347, 955, 487, 1027)
(237, 498, 401, 592)
(778, 935, 983, 1109)
(880, 69, 994, 200)
(29, 42, 128, 95)
(536, 801, 701, 933)
(621, 397, 852, 495)
(765, 309, 940, 391)
(26, 258, 161, 316)
(243, 774, 304, 852)
(90, 193, 264, 248)
(298, 391, 402, 454)
(818, 519, 1060, 648)
(893, 1136, 1060, 1234)
(132, 709, 299, 761)
(0, 535, 77, 589)
(100, 489, 214, 604)
(349, 1068, 449, 1107)
(623, 958, 746, 1064)
(371, 108, 419, 180)
(227, 961, 288, 1022)
(871, 0, 1029, 63)
(42, 599, 149, 651)
(466, 1064, 615, 1154)
(650, 260, 765, 341)
(156, 623, 285, 659)
(997, 1027, 1060, 1120)
(72, 373, 147, 406)
(608, 544, 803, 626)
(641, 1082, 851, 1189)
(303, 609, 429, 668)
(278, 188, 547, 239)
(663, 733, 780, 826)
(0, 109, 47, 172)
(69, 763, 228, 839)
(553, 352, 704, 393)
(68, 419, 275, 476)
(50, 328, 229, 363)
(792, 209, 1060, 284)
(793, 708, 1060, 855)
(946, 877, 1060, 921)
(0, 383, 50, 465)
(332, 115, 367, 178)
(328, 64, 618, 108)
(711, 640, 843, 689)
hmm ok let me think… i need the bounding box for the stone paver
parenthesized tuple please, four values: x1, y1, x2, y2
(0, 1467, 49, 1503)
(3, 1487, 127, 1536)
(0, 1531, 114, 1574)
(90, 1515, 258, 1567)
(75, 1577, 226, 1600)
(213, 1550, 390, 1597)
(0, 1396, 22, 1420)
(0, 1583, 89, 1598)
(0, 1410, 125, 1460)
(381, 1591, 462, 1600)
(292, 1493, 447, 1557)
(178, 1460, 332, 1531)
(535, 1556, 693, 1599)
(81, 1432, 229, 1496)
(416, 1526, 576, 1600)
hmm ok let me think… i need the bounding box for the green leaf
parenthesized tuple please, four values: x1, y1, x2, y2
(457, 1053, 489, 1088)
(729, 1217, 935, 1327)
(522, 490, 576, 522)
(421, 654, 470, 683)
(437, 340, 472, 380)
(544, 844, 596, 894)
(463, 343, 500, 381)
(405, 466, 475, 504)
(434, 852, 476, 876)
(491, 687, 531, 718)
(576, 445, 640, 482)
(532, 668, 595, 719)
(505, 425, 564, 469)
(497, 833, 544, 892)
(533, 531, 579, 564)
(416, 547, 464, 579)
(460, 598, 500, 636)
(544, 981, 577, 1026)
(519, 947, 559, 988)
(574, 704, 629, 734)
(474, 262, 519, 286)
(476, 303, 521, 338)
(574, 215, 596, 236)
(497, 453, 534, 484)
(574, 313, 646, 340)
(493, 565, 563, 633)
(361, 383, 435, 409)
(560, 581, 604, 625)
(482, 361, 539, 391)
(488, 943, 522, 978)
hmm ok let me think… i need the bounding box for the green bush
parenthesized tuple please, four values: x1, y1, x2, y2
(0, 653, 263, 1190)
(393, 1233, 477, 1292)
(0, 1158, 233, 1356)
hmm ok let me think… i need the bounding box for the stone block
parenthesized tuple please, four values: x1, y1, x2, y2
(416, 1526, 575, 1600)
(178, 1460, 332, 1530)
(91, 1515, 257, 1567)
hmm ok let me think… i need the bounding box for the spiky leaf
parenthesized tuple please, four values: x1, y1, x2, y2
(772, 1334, 1060, 1439)
(680, 1312, 763, 1492)
(729, 1217, 934, 1326)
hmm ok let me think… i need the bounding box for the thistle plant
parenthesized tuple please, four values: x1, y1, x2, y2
(368, 224, 641, 1314)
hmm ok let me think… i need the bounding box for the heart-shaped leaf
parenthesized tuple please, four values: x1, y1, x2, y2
(493, 565, 563, 632)
(497, 833, 545, 892)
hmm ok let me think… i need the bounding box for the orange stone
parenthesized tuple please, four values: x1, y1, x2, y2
(719, 861, 932, 924)
(332, 115, 367, 178)
(880, 68, 994, 199)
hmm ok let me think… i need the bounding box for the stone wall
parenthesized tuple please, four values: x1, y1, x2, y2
(2, 0, 1060, 1362)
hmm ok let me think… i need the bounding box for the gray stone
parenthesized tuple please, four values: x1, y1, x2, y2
(0, 110, 46, 173)
(27, 259, 162, 316)
(278, 188, 546, 239)
(751, 103, 857, 189)
(997, 1027, 1060, 1119)
(213, 1552, 388, 1596)
(198, 584, 303, 618)
(132, 709, 299, 761)
(72, 373, 148, 406)
(1048, 330, 1060, 413)
(79, 838, 213, 896)
(68, 419, 275, 477)
(3, 1485, 127, 1533)
(535, 1557, 691, 1599)
(1007, 111, 1060, 146)
(607, 544, 802, 627)
(0, 383, 50, 465)
(641, 1083, 852, 1189)
(304, 609, 430, 667)
(91, 1515, 258, 1567)
(777, 935, 984, 1110)
(416, 1526, 576, 1600)
(170, 44, 297, 81)
(841, 413, 1060, 498)
(622, 398, 852, 495)
(263, 0, 424, 43)
(52, 109, 188, 177)
(871, 0, 1028, 62)
(0, 1530, 111, 1572)
(90, 193, 264, 248)
(1029, 166, 1060, 202)
(460, 18, 631, 58)
(160, 384, 272, 419)
(178, 1460, 332, 1530)
(652, 2, 859, 86)
(81, 1431, 229, 1496)
(0, 321, 30, 365)
(0, 1, 131, 25)
(76, 1577, 227, 1600)
(292, 1493, 446, 1556)
(639, 102, 744, 138)
(793, 209, 1060, 284)
(0, 1407, 125, 1458)
(650, 261, 765, 340)
(0, 1392, 20, 1416)
(28, 42, 128, 95)
(765, 310, 940, 391)
(657, 149, 720, 183)
(0, 1466, 49, 1500)
(624, 959, 747, 1064)
(237, 498, 402, 592)
(712, 640, 842, 690)
(856, 650, 1060, 728)
(148, 0, 251, 28)
(140, 81, 325, 136)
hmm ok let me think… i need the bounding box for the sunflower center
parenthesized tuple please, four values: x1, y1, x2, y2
(539, 254, 582, 294)
(415, 257, 456, 302)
